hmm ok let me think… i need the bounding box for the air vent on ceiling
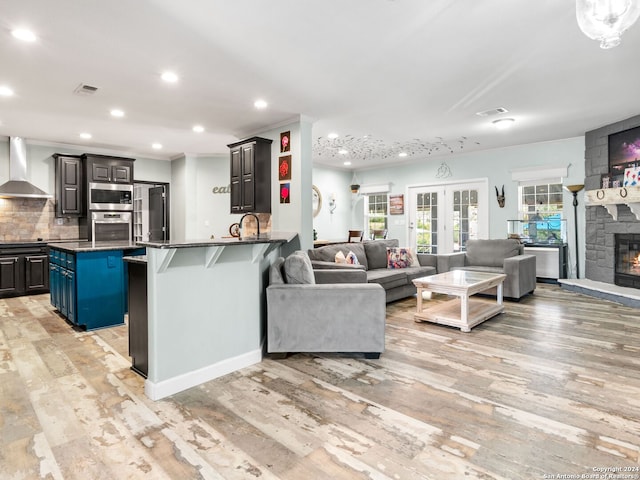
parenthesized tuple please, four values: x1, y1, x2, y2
(476, 107, 509, 117)
(73, 83, 99, 96)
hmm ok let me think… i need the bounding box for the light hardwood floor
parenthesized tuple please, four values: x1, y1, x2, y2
(1, 284, 639, 479)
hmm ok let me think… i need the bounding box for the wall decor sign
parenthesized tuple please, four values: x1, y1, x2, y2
(280, 131, 290, 153)
(278, 155, 292, 181)
(211, 184, 231, 194)
(389, 194, 404, 215)
(280, 183, 290, 204)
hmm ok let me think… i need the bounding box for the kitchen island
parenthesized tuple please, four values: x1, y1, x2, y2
(48, 241, 145, 330)
(137, 232, 299, 400)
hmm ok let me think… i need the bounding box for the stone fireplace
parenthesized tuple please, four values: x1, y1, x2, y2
(584, 114, 640, 288)
(615, 234, 640, 288)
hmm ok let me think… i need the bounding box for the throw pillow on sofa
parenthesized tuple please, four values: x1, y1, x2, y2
(346, 251, 359, 265)
(284, 251, 316, 284)
(334, 250, 359, 265)
(387, 247, 415, 269)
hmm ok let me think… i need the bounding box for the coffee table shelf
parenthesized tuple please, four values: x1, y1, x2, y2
(413, 270, 507, 332)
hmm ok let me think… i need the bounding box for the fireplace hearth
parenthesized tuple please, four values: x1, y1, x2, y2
(615, 234, 640, 289)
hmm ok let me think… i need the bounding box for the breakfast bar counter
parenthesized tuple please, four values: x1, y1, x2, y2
(136, 232, 299, 400)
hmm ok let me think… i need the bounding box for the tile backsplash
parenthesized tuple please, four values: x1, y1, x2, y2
(0, 198, 81, 241)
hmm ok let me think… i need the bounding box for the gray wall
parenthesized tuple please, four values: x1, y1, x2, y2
(584, 114, 640, 284)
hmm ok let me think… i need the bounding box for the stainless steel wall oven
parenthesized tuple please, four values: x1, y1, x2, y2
(91, 212, 132, 242)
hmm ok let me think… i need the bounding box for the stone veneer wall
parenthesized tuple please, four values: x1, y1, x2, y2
(0, 198, 81, 241)
(584, 114, 640, 284)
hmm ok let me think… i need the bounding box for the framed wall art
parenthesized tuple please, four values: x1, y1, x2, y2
(278, 155, 291, 181)
(389, 194, 404, 215)
(280, 131, 291, 153)
(280, 183, 291, 204)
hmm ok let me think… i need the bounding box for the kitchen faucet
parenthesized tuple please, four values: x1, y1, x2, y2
(239, 213, 260, 237)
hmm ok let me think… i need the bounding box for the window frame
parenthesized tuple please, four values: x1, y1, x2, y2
(364, 193, 388, 239)
(517, 181, 564, 244)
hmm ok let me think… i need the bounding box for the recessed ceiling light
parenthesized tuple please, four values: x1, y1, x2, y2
(161, 71, 178, 83)
(398, 152, 408, 157)
(254, 99, 268, 109)
(152, 143, 163, 150)
(338, 149, 348, 155)
(192, 125, 204, 133)
(492, 118, 515, 130)
(11, 28, 37, 42)
(343, 161, 352, 166)
(328, 133, 339, 139)
(0, 86, 15, 97)
(79, 132, 92, 140)
(110, 109, 125, 118)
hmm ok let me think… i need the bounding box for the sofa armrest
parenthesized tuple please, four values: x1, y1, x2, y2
(417, 253, 438, 270)
(503, 254, 537, 297)
(437, 252, 466, 273)
(314, 268, 368, 284)
(311, 260, 366, 271)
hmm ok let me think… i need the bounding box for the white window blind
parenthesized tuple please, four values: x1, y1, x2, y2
(510, 165, 568, 185)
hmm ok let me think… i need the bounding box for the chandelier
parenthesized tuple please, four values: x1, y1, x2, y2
(576, 0, 640, 48)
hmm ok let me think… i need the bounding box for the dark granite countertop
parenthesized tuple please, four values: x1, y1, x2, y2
(137, 232, 298, 249)
(123, 255, 147, 264)
(47, 241, 145, 253)
(0, 241, 48, 248)
(0, 238, 87, 248)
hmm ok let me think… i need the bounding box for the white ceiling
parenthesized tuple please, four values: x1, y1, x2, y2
(1, 0, 639, 170)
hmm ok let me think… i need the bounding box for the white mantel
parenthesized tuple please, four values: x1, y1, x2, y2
(584, 186, 640, 221)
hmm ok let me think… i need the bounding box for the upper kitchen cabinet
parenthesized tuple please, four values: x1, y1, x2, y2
(82, 154, 135, 184)
(53, 154, 83, 217)
(228, 137, 272, 214)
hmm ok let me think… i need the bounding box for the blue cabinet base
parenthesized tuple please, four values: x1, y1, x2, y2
(50, 248, 128, 330)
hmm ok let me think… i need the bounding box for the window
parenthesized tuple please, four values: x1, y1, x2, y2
(415, 191, 438, 253)
(365, 194, 388, 237)
(518, 182, 564, 243)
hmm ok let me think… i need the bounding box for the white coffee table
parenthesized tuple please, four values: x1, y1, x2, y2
(413, 270, 507, 332)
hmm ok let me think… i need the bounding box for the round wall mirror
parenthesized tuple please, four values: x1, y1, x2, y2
(312, 185, 322, 217)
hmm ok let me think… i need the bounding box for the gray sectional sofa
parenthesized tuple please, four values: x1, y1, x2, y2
(307, 239, 437, 302)
(266, 251, 386, 358)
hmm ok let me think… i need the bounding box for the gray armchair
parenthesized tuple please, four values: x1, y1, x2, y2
(437, 239, 536, 300)
(266, 251, 386, 358)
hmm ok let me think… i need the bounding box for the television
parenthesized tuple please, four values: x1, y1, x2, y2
(608, 125, 640, 185)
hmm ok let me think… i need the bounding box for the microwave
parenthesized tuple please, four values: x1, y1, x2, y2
(89, 182, 133, 211)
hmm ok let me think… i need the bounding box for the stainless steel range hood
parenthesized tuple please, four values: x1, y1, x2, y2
(0, 137, 52, 199)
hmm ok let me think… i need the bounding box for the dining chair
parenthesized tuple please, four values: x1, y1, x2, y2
(370, 229, 388, 240)
(348, 230, 364, 242)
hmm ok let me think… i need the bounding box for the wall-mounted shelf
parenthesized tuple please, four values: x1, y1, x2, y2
(584, 186, 640, 221)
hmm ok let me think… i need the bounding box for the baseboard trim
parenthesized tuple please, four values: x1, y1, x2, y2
(144, 348, 263, 401)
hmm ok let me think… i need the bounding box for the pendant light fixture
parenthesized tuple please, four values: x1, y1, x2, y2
(576, 0, 640, 49)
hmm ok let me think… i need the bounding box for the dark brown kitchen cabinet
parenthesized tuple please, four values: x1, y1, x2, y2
(0, 245, 49, 298)
(228, 137, 272, 213)
(25, 255, 49, 292)
(0, 256, 20, 295)
(53, 154, 83, 217)
(82, 154, 134, 183)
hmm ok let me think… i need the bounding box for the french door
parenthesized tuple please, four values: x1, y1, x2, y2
(408, 180, 488, 254)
